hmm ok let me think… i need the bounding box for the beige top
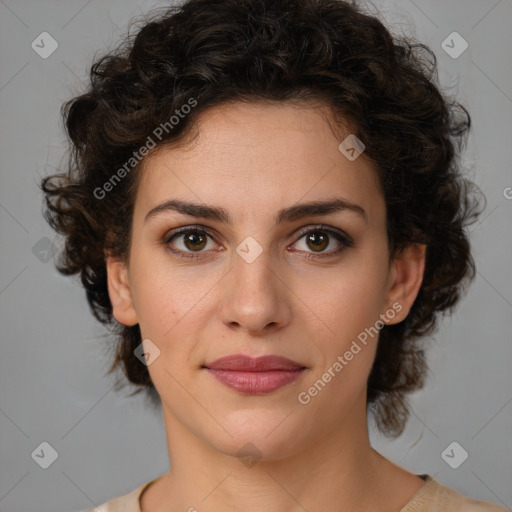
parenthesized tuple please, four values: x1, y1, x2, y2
(81, 474, 509, 511)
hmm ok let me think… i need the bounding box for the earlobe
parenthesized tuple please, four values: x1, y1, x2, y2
(106, 256, 139, 326)
(383, 243, 427, 325)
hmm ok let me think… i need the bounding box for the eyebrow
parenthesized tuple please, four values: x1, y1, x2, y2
(144, 197, 368, 225)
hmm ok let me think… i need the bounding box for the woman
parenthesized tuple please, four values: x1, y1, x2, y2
(41, 0, 507, 510)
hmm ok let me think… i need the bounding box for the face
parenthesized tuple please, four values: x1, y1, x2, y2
(107, 101, 425, 461)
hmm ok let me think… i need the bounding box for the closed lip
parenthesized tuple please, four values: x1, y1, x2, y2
(203, 354, 306, 371)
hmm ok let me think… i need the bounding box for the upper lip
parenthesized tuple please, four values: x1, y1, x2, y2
(203, 354, 306, 371)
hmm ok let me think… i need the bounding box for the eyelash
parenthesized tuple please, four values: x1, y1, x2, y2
(162, 224, 354, 260)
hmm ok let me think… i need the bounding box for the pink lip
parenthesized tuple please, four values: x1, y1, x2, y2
(203, 354, 307, 394)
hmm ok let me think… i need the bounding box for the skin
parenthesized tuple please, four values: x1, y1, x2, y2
(107, 101, 427, 512)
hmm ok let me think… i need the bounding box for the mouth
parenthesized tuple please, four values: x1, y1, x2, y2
(202, 354, 307, 394)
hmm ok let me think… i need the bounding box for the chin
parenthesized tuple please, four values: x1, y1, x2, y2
(206, 411, 308, 463)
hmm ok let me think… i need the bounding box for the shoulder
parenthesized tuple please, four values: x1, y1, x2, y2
(78, 479, 156, 512)
(402, 475, 509, 512)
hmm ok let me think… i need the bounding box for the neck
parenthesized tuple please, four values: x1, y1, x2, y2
(142, 396, 413, 512)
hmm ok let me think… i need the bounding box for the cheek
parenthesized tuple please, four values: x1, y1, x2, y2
(307, 261, 388, 344)
(296, 269, 384, 413)
(129, 247, 214, 335)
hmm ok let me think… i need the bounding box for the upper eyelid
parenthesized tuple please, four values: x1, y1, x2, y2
(292, 224, 350, 240)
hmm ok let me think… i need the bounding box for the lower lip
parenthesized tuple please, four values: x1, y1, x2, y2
(205, 368, 306, 394)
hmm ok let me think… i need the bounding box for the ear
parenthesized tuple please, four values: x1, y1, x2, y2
(383, 243, 427, 325)
(106, 256, 138, 326)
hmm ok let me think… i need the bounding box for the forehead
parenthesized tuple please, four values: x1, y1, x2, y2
(134, 100, 384, 225)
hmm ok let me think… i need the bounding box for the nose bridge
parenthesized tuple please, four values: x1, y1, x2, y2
(233, 239, 273, 291)
(219, 237, 290, 333)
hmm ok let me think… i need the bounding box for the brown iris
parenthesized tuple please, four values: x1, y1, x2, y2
(306, 231, 329, 252)
(184, 231, 208, 251)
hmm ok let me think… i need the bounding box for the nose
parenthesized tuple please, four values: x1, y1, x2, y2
(218, 246, 291, 336)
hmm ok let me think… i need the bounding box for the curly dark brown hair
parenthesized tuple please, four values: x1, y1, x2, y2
(41, 0, 482, 437)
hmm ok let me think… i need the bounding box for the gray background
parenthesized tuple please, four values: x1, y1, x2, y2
(0, 0, 511, 511)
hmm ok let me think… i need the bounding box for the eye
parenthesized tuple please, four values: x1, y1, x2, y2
(162, 224, 353, 260)
(290, 225, 353, 259)
(163, 227, 221, 259)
